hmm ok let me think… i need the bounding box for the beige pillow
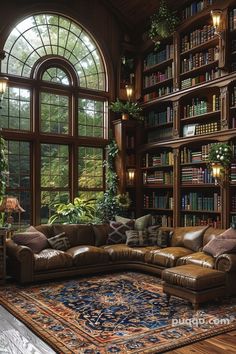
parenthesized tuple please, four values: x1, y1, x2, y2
(115, 214, 151, 231)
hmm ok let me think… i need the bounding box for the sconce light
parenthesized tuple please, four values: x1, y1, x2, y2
(127, 168, 135, 185)
(211, 162, 225, 186)
(0, 76, 8, 108)
(125, 84, 133, 101)
(211, 9, 223, 37)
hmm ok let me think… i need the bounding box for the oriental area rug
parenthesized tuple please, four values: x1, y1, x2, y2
(1, 272, 236, 353)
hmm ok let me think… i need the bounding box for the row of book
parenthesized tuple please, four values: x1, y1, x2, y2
(181, 0, 214, 21)
(143, 85, 173, 102)
(231, 163, 236, 183)
(231, 86, 236, 106)
(180, 143, 214, 163)
(181, 68, 222, 89)
(231, 194, 236, 212)
(126, 135, 135, 149)
(150, 214, 173, 227)
(145, 107, 173, 127)
(181, 25, 215, 53)
(183, 95, 220, 118)
(143, 171, 173, 185)
(147, 127, 173, 142)
(144, 193, 173, 209)
(181, 167, 214, 184)
(181, 192, 221, 212)
(143, 66, 173, 89)
(183, 121, 219, 137)
(182, 214, 221, 228)
(229, 9, 236, 31)
(144, 44, 174, 70)
(142, 151, 174, 167)
(181, 47, 219, 73)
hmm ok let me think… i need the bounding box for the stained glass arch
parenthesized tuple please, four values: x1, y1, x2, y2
(2, 14, 107, 91)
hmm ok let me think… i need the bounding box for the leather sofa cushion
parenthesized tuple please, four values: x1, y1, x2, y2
(176, 252, 215, 268)
(203, 228, 225, 246)
(162, 264, 226, 291)
(92, 224, 110, 246)
(66, 246, 109, 266)
(103, 244, 159, 262)
(34, 249, 73, 271)
(171, 226, 208, 248)
(145, 247, 193, 268)
(53, 224, 95, 247)
(35, 224, 55, 239)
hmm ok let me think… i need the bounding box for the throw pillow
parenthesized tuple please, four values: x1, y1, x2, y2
(13, 229, 49, 253)
(182, 226, 209, 251)
(92, 224, 110, 246)
(115, 214, 151, 231)
(126, 230, 149, 247)
(48, 232, 71, 251)
(107, 221, 134, 245)
(203, 238, 236, 258)
(218, 228, 236, 239)
(148, 228, 171, 247)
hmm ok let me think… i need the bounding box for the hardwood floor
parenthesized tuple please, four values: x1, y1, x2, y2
(0, 303, 236, 353)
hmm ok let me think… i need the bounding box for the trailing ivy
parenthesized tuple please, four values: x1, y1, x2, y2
(0, 135, 8, 203)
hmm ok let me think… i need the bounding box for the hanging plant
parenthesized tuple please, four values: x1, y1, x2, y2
(148, 0, 179, 49)
(208, 143, 233, 169)
(0, 135, 8, 202)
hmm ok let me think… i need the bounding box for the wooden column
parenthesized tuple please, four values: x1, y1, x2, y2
(173, 100, 180, 138)
(173, 147, 180, 227)
(173, 32, 180, 91)
(220, 86, 230, 130)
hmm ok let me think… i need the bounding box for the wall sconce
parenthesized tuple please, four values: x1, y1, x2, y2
(211, 162, 225, 186)
(125, 84, 133, 101)
(127, 168, 135, 185)
(0, 76, 8, 108)
(211, 9, 223, 37)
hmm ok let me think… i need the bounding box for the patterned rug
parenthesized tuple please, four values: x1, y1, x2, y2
(1, 272, 236, 353)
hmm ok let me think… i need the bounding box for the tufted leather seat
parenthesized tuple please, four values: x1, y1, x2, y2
(103, 244, 160, 262)
(145, 247, 193, 268)
(34, 249, 73, 271)
(177, 251, 215, 268)
(66, 245, 109, 266)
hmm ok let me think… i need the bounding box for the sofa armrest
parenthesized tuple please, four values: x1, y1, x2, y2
(6, 239, 34, 283)
(215, 253, 236, 272)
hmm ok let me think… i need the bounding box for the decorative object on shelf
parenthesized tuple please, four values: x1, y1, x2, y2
(148, 0, 179, 49)
(211, 9, 223, 37)
(208, 142, 233, 186)
(109, 99, 143, 121)
(48, 197, 96, 224)
(0, 76, 8, 108)
(0, 196, 25, 227)
(127, 168, 135, 185)
(114, 193, 131, 210)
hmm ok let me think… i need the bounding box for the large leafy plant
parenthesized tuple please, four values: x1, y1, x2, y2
(110, 99, 143, 120)
(148, 0, 179, 49)
(48, 197, 96, 224)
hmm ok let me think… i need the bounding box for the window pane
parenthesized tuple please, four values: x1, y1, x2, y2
(2, 14, 106, 90)
(41, 144, 69, 188)
(40, 92, 69, 134)
(41, 191, 69, 224)
(78, 98, 105, 138)
(78, 147, 103, 189)
(0, 87, 31, 130)
(42, 67, 70, 85)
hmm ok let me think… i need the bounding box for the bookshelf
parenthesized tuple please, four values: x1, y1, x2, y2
(122, 0, 236, 229)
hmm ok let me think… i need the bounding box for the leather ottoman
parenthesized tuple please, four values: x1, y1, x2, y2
(162, 264, 226, 310)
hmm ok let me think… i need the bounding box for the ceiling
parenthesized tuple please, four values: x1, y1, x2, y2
(105, 0, 187, 32)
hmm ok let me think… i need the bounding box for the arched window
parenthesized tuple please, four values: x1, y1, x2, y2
(0, 13, 108, 226)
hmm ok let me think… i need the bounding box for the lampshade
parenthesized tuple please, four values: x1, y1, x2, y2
(211, 10, 222, 30)
(0, 196, 25, 213)
(0, 77, 8, 95)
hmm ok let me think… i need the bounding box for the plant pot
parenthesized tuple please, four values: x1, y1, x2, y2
(122, 113, 129, 120)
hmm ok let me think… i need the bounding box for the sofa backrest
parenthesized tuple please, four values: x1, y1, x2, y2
(203, 227, 225, 246)
(35, 224, 95, 247)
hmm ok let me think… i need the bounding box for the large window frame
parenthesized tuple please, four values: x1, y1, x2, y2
(1, 13, 109, 226)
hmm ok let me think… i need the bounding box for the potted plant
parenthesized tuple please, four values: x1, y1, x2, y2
(148, 0, 179, 49)
(109, 99, 143, 121)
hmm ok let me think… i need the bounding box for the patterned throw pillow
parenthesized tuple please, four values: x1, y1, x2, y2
(48, 232, 71, 251)
(107, 221, 134, 245)
(148, 227, 171, 247)
(126, 230, 149, 247)
(115, 214, 151, 231)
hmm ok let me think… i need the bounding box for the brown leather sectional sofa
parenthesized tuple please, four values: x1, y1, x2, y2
(6, 224, 236, 295)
